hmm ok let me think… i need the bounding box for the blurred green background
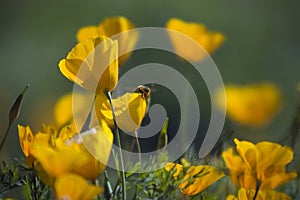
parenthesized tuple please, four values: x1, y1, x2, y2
(1, 0, 300, 160)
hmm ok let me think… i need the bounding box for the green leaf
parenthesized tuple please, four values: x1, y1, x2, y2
(157, 118, 169, 150)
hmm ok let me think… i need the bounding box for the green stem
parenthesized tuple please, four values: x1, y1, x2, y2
(0, 84, 29, 153)
(134, 130, 142, 172)
(253, 181, 261, 200)
(0, 123, 12, 153)
(105, 91, 126, 200)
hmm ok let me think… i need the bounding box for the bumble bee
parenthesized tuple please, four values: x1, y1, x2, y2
(134, 85, 151, 112)
(134, 85, 151, 99)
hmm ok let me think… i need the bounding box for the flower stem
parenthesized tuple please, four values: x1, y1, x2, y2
(105, 91, 126, 200)
(0, 123, 12, 154)
(253, 181, 261, 200)
(134, 130, 142, 172)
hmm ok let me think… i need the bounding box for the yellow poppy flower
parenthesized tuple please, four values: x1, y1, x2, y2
(215, 83, 281, 126)
(95, 92, 147, 133)
(31, 124, 113, 185)
(166, 18, 225, 62)
(18, 125, 55, 167)
(234, 138, 297, 189)
(226, 188, 291, 200)
(55, 173, 103, 200)
(222, 148, 256, 189)
(58, 36, 118, 94)
(77, 16, 138, 66)
(18, 125, 33, 157)
(165, 162, 224, 196)
(18, 121, 113, 186)
(223, 138, 297, 190)
(18, 125, 35, 167)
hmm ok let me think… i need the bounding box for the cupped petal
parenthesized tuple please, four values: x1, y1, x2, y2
(234, 138, 258, 171)
(58, 36, 118, 94)
(32, 125, 112, 183)
(31, 141, 86, 178)
(220, 83, 281, 126)
(96, 92, 147, 133)
(256, 142, 294, 166)
(54, 93, 76, 126)
(98, 16, 135, 37)
(98, 16, 138, 66)
(55, 173, 103, 200)
(71, 124, 113, 180)
(222, 147, 255, 187)
(76, 16, 138, 67)
(260, 172, 297, 190)
(54, 92, 93, 132)
(76, 26, 99, 42)
(255, 141, 294, 181)
(166, 18, 225, 62)
(17, 125, 33, 157)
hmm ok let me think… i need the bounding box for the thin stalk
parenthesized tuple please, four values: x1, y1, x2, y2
(0, 123, 12, 153)
(126, 131, 141, 169)
(105, 91, 126, 200)
(134, 130, 142, 172)
(253, 181, 261, 200)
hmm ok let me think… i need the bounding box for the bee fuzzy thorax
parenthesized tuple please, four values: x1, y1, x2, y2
(134, 85, 151, 99)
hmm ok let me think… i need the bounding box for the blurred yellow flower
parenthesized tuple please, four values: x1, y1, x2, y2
(55, 173, 103, 200)
(165, 161, 224, 196)
(54, 92, 95, 131)
(215, 83, 281, 126)
(18, 121, 113, 187)
(226, 188, 291, 200)
(54, 93, 83, 127)
(223, 138, 297, 190)
(95, 92, 147, 133)
(18, 125, 57, 167)
(166, 18, 225, 62)
(32, 125, 113, 184)
(58, 36, 118, 94)
(77, 16, 138, 66)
